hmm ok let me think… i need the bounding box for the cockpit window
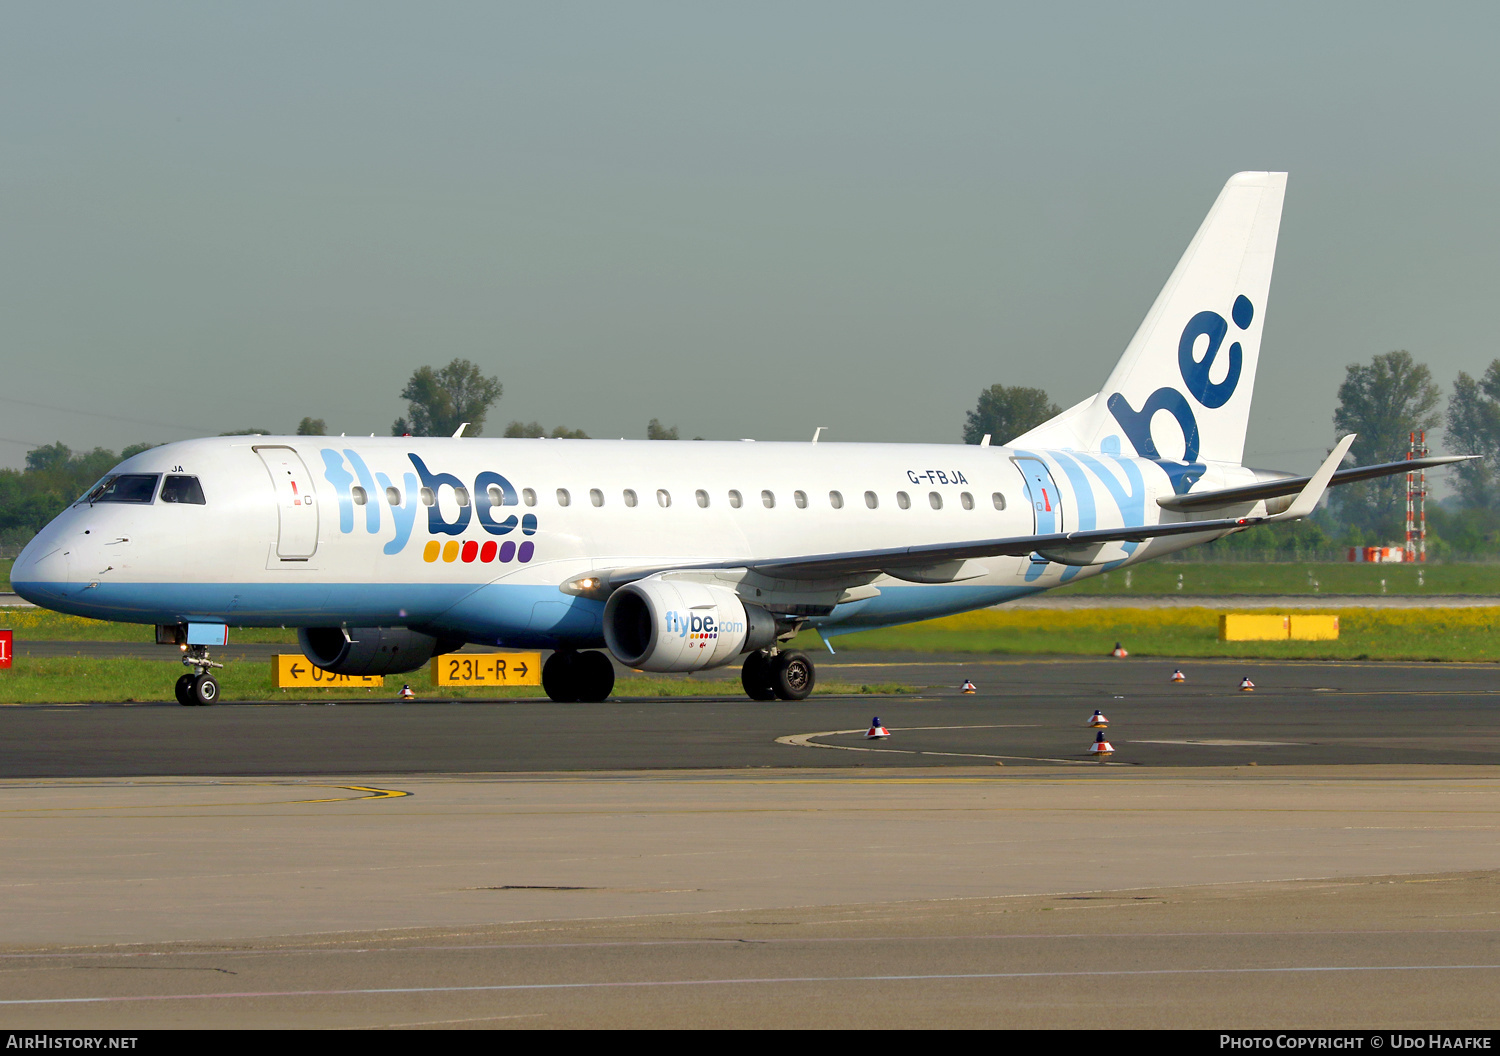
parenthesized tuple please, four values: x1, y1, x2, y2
(82, 474, 160, 505)
(160, 475, 206, 505)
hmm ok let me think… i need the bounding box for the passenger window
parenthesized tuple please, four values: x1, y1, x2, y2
(929, 492, 943, 510)
(386, 486, 402, 505)
(696, 489, 710, 508)
(159, 475, 206, 505)
(590, 488, 604, 507)
(728, 489, 742, 508)
(761, 490, 775, 509)
(864, 491, 879, 509)
(829, 490, 843, 509)
(794, 490, 807, 509)
(896, 491, 911, 510)
(657, 489, 671, 508)
(487, 484, 504, 507)
(85, 474, 160, 505)
(992, 492, 1006, 510)
(454, 487, 470, 508)
(420, 487, 436, 507)
(351, 486, 367, 506)
(961, 491, 974, 510)
(623, 489, 638, 507)
(522, 488, 537, 507)
(556, 488, 571, 507)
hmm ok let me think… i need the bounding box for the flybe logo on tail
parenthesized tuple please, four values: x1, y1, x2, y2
(319, 449, 538, 562)
(1106, 295, 1253, 491)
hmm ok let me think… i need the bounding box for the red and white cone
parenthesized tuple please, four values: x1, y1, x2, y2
(960, 679, 977, 694)
(1088, 731, 1114, 759)
(399, 684, 415, 701)
(1088, 710, 1109, 729)
(866, 717, 890, 739)
(1170, 668, 1186, 683)
(1239, 676, 1255, 692)
(1111, 642, 1128, 659)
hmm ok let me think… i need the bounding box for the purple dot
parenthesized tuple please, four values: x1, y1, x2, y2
(498, 541, 516, 562)
(518, 541, 535, 563)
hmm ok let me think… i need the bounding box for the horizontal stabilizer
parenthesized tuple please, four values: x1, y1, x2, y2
(1158, 453, 1477, 512)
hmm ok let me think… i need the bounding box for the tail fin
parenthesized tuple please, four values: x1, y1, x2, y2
(1012, 172, 1286, 469)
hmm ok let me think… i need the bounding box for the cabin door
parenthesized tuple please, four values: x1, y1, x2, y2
(1013, 458, 1064, 536)
(255, 446, 320, 559)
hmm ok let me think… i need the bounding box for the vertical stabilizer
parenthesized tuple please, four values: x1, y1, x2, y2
(1012, 172, 1285, 472)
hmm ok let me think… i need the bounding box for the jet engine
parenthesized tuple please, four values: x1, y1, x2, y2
(297, 626, 462, 676)
(603, 579, 776, 672)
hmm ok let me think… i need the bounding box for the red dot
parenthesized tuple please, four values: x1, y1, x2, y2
(480, 540, 497, 562)
(460, 540, 478, 563)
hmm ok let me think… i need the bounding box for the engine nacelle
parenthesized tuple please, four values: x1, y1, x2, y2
(603, 579, 776, 672)
(297, 626, 461, 676)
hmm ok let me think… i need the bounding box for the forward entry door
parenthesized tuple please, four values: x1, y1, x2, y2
(1013, 458, 1064, 536)
(255, 446, 320, 559)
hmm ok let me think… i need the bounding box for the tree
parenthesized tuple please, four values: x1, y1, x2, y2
(219, 428, 272, 436)
(1331, 350, 1441, 539)
(391, 359, 503, 437)
(962, 385, 1059, 445)
(296, 417, 327, 436)
(504, 421, 589, 439)
(647, 419, 679, 440)
(1445, 360, 1500, 510)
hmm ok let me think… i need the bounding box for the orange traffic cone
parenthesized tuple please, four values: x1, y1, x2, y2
(1111, 642, 1128, 659)
(399, 684, 415, 701)
(1170, 668, 1186, 683)
(960, 679, 977, 694)
(866, 717, 890, 739)
(1088, 731, 1114, 759)
(1239, 676, 1255, 692)
(1088, 709, 1109, 729)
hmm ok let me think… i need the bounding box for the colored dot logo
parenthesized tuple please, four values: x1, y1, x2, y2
(423, 538, 535, 564)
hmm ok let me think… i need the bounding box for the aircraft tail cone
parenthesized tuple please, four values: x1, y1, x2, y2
(1088, 710, 1109, 729)
(1111, 642, 1128, 659)
(866, 717, 890, 740)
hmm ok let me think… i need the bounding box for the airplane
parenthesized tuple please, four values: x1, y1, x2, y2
(10, 172, 1469, 706)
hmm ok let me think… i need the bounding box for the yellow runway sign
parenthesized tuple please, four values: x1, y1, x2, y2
(432, 652, 542, 687)
(273, 655, 385, 689)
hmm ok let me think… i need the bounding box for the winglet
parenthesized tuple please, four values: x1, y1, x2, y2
(1266, 433, 1356, 522)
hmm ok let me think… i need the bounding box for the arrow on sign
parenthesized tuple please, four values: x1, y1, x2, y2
(289, 663, 304, 678)
(514, 662, 528, 677)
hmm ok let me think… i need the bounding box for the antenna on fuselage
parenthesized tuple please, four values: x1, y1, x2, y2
(452, 423, 469, 438)
(811, 426, 827, 443)
(980, 434, 991, 447)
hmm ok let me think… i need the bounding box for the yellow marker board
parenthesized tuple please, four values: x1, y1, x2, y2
(1289, 614, 1339, 640)
(1219, 614, 1290, 641)
(273, 654, 385, 689)
(432, 652, 543, 687)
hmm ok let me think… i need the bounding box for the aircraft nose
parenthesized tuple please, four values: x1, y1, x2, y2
(10, 538, 74, 605)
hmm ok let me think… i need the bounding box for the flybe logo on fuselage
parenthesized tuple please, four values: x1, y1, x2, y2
(319, 449, 537, 564)
(1106, 295, 1253, 493)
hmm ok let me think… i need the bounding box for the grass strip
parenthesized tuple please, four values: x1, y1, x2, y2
(1053, 561, 1500, 596)
(815, 606, 1500, 662)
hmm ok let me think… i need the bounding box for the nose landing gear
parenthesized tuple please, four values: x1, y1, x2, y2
(175, 646, 224, 706)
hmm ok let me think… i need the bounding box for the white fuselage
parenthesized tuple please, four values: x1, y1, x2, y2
(12, 435, 1259, 652)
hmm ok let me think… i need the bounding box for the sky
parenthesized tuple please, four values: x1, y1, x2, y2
(2, 2, 1497, 478)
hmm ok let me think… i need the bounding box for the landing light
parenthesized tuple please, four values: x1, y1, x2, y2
(561, 575, 609, 599)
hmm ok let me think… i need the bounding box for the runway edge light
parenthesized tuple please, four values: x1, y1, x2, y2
(1171, 668, 1186, 683)
(961, 678, 977, 694)
(1111, 642, 1128, 659)
(1089, 731, 1114, 760)
(1240, 676, 1256, 692)
(1088, 710, 1109, 729)
(400, 684, 415, 700)
(867, 717, 890, 740)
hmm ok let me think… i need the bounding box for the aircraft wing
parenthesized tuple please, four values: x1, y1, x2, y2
(1157, 454, 1476, 512)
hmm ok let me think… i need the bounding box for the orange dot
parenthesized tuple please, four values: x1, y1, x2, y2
(422, 541, 440, 563)
(442, 540, 460, 562)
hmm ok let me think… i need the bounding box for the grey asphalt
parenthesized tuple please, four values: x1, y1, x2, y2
(3, 652, 1498, 777)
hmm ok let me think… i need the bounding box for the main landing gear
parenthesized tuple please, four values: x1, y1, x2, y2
(541, 649, 616, 703)
(175, 646, 223, 706)
(741, 649, 815, 701)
